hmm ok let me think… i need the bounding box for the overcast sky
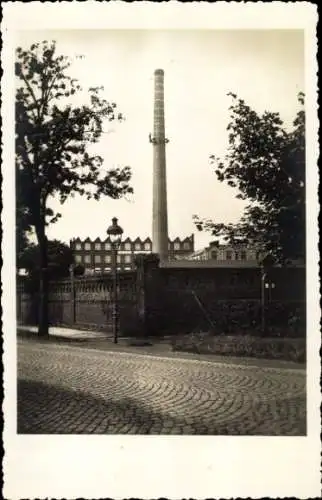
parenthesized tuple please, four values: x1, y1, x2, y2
(16, 29, 304, 250)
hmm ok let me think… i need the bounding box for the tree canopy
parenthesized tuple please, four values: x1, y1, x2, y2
(16, 40, 133, 334)
(19, 239, 74, 278)
(16, 40, 133, 233)
(194, 92, 305, 264)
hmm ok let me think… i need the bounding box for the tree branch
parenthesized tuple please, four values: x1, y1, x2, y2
(20, 70, 41, 120)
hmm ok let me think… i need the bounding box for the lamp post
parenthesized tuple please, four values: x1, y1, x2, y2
(260, 254, 276, 335)
(69, 263, 76, 325)
(107, 217, 123, 344)
(259, 253, 275, 335)
(266, 281, 275, 303)
(261, 268, 266, 335)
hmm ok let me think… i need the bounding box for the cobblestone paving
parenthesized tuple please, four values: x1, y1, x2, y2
(17, 340, 306, 435)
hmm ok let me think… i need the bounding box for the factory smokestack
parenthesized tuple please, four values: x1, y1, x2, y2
(150, 69, 169, 261)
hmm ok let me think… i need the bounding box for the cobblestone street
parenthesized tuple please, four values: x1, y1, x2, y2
(17, 339, 306, 435)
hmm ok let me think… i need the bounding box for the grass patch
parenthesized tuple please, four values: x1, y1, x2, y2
(171, 332, 306, 363)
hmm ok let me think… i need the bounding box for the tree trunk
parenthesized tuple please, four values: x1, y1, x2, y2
(36, 219, 49, 337)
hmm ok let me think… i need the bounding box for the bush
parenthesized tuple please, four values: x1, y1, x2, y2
(171, 332, 305, 363)
(159, 292, 306, 338)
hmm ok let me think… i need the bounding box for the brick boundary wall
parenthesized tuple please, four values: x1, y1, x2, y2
(17, 255, 306, 338)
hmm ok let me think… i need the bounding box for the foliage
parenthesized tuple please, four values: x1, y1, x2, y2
(171, 332, 305, 363)
(16, 40, 133, 335)
(159, 286, 305, 338)
(19, 239, 74, 279)
(73, 264, 85, 276)
(193, 93, 305, 264)
(16, 174, 33, 263)
(209, 301, 305, 338)
(16, 211, 31, 266)
(16, 40, 133, 230)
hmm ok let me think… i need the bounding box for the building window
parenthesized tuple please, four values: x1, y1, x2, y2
(95, 242, 101, 250)
(183, 242, 190, 250)
(211, 251, 217, 260)
(94, 255, 101, 264)
(125, 255, 132, 263)
(84, 242, 91, 251)
(104, 255, 111, 264)
(144, 242, 151, 251)
(75, 255, 82, 263)
(174, 242, 180, 251)
(84, 255, 91, 264)
(117, 254, 122, 263)
(226, 251, 232, 260)
(105, 242, 111, 250)
(135, 243, 141, 251)
(125, 242, 131, 251)
(241, 251, 247, 260)
(75, 243, 82, 251)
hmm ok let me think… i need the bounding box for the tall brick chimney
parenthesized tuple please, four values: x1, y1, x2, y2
(150, 69, 169, 261)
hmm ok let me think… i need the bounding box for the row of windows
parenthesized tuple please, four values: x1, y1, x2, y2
(211, 251, 248, 260)
(192, 250, 261, 261)
(87, 266, 133, 273)
(75, 242, 149, 251)
(75, 254, 134, 264)
(74, 241, 192, 251)
(80, 253, 254, 264)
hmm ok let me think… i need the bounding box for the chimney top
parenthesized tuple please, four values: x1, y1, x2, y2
(154, 69, 164, 75)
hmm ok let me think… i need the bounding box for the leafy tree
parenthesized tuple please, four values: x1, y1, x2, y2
(73, 264, 85, 277)
(19, 239, 74, 279)
(194, 92, 305, 264)
(16, 41, 133, 336)
(16, 204, 31, 269)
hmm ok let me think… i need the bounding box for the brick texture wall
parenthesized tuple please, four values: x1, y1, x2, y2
(149, 265, 306, 336)
(17, 258, 306, 337)
(17, 271, 140, 335)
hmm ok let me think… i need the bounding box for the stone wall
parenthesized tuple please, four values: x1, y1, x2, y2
(17, 256, 306, 337)
(17, 270, 140, 336)
(151, 264, 306, 336)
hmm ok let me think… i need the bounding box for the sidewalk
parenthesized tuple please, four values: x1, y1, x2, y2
(17, 325, 173, 348)
(18, 325, 111, 341)
(17, 325, 305, 371)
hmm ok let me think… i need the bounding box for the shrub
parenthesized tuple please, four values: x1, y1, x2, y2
(171, 332, 305, 363)
(160, 293, 306, 338)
